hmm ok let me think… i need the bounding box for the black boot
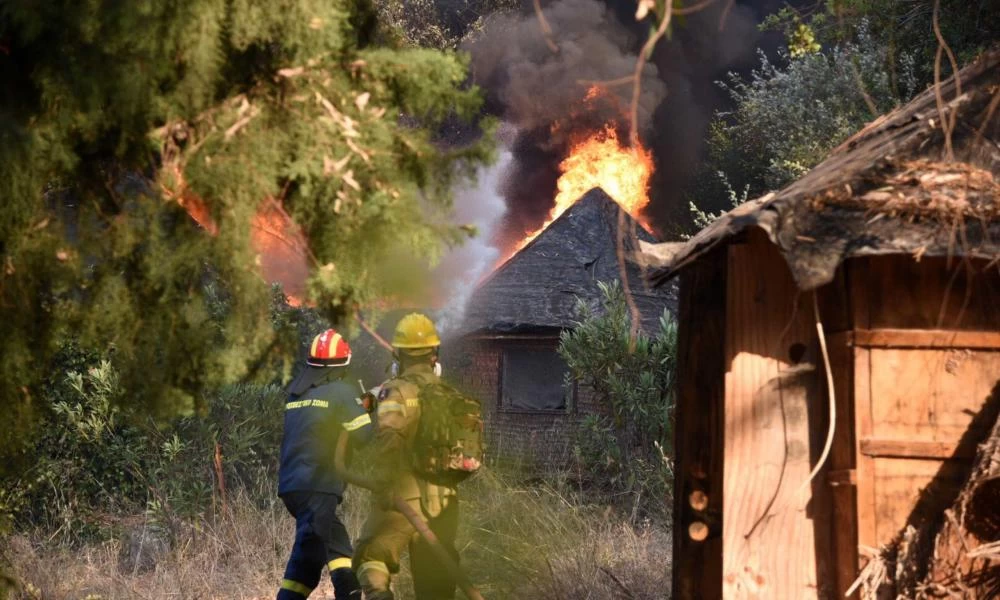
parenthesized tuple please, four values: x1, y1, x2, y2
(330, 566, 362, 598)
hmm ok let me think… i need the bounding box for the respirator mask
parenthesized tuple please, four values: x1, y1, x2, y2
(388, 357, 442, 378)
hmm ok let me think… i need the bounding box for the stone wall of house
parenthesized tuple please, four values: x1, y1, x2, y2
(444, 336, 604, 470)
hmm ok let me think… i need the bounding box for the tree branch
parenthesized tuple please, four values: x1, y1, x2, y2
(533, 0, 559, 53)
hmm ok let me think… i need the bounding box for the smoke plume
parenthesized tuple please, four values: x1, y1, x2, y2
(463, 0, 775, 245)
(432, 150, 511, 335)
(465, 0, 667, 248)
(468, 0, 665, 142)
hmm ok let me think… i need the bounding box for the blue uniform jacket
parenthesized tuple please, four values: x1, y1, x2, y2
(278, 379, 374, 496)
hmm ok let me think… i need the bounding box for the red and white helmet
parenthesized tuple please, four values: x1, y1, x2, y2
(306, 329, 352, 367)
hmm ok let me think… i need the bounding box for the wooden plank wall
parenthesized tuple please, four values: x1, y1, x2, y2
(849, 256, 1000, 570)
(677, 247, 999, 598)
(722, 230, 831, 598)
(861, 256, 1000, 331)
(672, 245, 727, 600)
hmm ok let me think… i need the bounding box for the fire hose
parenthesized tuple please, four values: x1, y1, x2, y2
(334, 431, 485, 600)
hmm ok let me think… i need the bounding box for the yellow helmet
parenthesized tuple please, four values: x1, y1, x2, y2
(392, 313, 441, 355)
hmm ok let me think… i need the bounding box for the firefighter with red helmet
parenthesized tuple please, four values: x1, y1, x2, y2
(276, 329, 372, 600)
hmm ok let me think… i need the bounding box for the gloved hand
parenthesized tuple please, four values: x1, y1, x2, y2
(360, 385, 382, 413)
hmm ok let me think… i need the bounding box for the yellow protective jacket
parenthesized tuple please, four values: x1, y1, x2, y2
(372, 363, 456, 516)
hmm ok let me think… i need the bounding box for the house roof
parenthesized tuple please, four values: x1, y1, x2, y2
(638, 48, 1000, 291)
(461, 188, 676, 335)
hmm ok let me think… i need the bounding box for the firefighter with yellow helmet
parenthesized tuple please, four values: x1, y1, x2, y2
(352, 313, 461, 600)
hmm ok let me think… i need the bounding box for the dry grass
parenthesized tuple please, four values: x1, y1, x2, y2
(4, 483, 369, 600)
(459, 470, 671, 599)
(4, 470, 671, 600)
(6, 491, 300, 600)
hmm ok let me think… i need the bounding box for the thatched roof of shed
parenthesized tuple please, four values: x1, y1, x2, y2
(461, 188, 676, 335)
(639, 48, 1000, 291)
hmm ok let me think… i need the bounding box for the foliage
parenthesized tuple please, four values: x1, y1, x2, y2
(0, 360, 145, 541)
(686, 2, 995, 230)
(0, 0, 495, 462)
(684, 170, 748, 236)
(558, 281, 677, 518)
(695, 21, 916, 204)
(1, 359, 285, 544)
(788, 22, 822, 58)
(373, 0, 518, 49)
(763, 0, 1000, 81)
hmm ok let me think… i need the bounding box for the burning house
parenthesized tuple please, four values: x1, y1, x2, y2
(447, 187, 676, 467)
(445, 19, 676, 465)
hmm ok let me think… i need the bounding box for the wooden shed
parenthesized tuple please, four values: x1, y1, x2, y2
(638, 50, 1000, 598)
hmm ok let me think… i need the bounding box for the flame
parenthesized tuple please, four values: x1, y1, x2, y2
(177, 193, 219, 236)
(553, 125, 652, 227)
(172, 185, 309, 305)
(499, 124, 654, 265)
(250, 203, 310, 306)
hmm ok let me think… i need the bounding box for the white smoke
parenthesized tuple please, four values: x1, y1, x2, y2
(433, 149, 512, 336)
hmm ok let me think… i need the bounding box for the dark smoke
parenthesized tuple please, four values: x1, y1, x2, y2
(463, 0, 784, 244)
(465, 0, 667, 247)
(468, 0, 665, 140)
(641, 0, 782, 229)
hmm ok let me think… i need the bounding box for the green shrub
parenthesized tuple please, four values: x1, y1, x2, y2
(4, 360, 146, 541)
(692, 20, 916, 212)
(138, 382, 284, 535)
(558, 281, 676, 519)
(2, 359, 285, 543)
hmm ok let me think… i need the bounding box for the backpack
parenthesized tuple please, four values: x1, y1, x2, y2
(403, 376, 484, 485)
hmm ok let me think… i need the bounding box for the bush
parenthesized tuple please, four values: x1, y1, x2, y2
(1, 360, 147, 541)
(558, 281, 677, 520)
(1, 359, 285, 544)
(373, 0, 519, 49)
(140, 381, 284, 534)
(694, 21, 917, 207)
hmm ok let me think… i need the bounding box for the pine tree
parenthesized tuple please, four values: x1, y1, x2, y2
(0, 0, 494, 462)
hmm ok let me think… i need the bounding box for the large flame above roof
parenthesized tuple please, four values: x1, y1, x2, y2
(553, 124, 653, 229)
(498, 119, 654, 266)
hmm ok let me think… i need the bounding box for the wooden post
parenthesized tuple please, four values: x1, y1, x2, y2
(672, 246, 727, 600)
(823, 271, 860, 599)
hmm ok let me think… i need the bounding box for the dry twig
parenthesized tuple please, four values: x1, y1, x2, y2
(932, 0, 962, 161)
(533, 0, 559, 53)
(847, 545, 890, 598)
(629, 7, 672, 151)
(598, 566, 636, 599)
(615, 208, 643, 345)
(968, 541, 1000, 560)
